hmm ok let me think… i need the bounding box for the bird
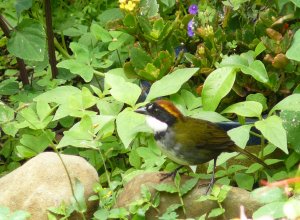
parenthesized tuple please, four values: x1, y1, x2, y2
(135, 99, 268, 192)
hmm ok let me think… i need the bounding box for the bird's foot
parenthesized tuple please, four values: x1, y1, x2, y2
(160, 171, 176, 181)
(204, 177, 215, 195)
(160, 165, 184, 181)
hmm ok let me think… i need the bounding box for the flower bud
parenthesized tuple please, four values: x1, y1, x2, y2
(272, 53, 289, 69)
(266, 28, 283, 41)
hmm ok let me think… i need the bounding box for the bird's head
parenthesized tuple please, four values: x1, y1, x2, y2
(135, 100, 183, 132)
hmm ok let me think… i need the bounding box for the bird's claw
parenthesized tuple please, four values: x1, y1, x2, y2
(159, 165, 185, 181)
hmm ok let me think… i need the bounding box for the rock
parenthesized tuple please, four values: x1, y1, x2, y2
(0, 152, 99, 220)
(116, 172, 263, 219)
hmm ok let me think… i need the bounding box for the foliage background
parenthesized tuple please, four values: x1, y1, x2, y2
(1, 0, 300, 219)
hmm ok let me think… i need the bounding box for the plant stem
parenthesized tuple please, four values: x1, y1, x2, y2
(61, 32, 68, 51)
(44, 0, 58, 78)
(178, 191, 186, 215)
(98, 148, 111, 187)
(0, 15, 29, 86)
(249, 131, 262, 138)
(116, 49, 122, 67)
(54, 37, 72, 59)
(16, 106, 86, 219)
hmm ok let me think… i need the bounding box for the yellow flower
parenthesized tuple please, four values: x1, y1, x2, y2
(120, 3, 125, 9)
(119, 0, 127, 3)
(125, 1, 136, 11)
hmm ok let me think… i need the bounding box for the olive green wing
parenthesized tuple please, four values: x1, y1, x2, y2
(174, 118, 234, 151)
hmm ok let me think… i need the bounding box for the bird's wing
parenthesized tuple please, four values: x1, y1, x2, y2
(174, 118, 234, 152)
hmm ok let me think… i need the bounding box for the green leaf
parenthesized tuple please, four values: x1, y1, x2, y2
(217, 185, 231, 202)
(47, 88, 97, 121)
(0, 104, 14, 123)
(290, 0, 300, 7)
(180, 177, 198, 196)
(220, 54, 248, 68)
(17, 131, 55, 158)
(189, 110, 230, 122)
(82, 87, 96, 109)
(0, 79, 19, 95)
(138, 63, 160, 80)
(106, 71, 141, 106)
(251, 187, 287, 204)
(94, 209, 109, 220)
(246, 93, 268, 111)
(240, 60, 269, 83)
(7, 19, 46, 61)
(34, 86, 81, 104)
(208, 208, 225, 218)
(108, 31, 133, 51)
(146, 68, 198, 101)
(153, 51, 172, 77)
(227, 124, 252, 148)
(220, 52, 268, 83)
(116, 110, 147, 148)
(10, 210, 31, 220)
(164, 204, 182, 213)
(136, 146, 165, 168)
(0, 206, 10, 218)
(69, 42, 90, 63)
(235, 173, 254, 190)
(123, 14, 136, 28)
(222, 101, 263, 118)
(255, 115, 288, 153)
(129, 149, 141, 168)
(18, 104, 53, 129)
(90, 23, 112, 42)
(286, 29, 300, 61)
(227, 164, 247, 174)
(96, 98, 123, 116)
(57, 115, 97, 149)
(154, 183, 177, 193)
(140, 0, 159, 17)
(202, 66, 237, 111)
(15, 0, 33, 16)
(253, 202, 286, 219)
(270, 94, 300, 115)
(57, 60, 94, 82)
(254, 41, 266, 57)
(71, 178, 87, 213)
(109, 208, 129, 219)
(2, 121, 19, 136)
(36, 100, 52, 122)
(130, 47, 153, 70)
(246, 163, 263, 173)
(281, 110, 300, 153)
(141, 185, 152, 200)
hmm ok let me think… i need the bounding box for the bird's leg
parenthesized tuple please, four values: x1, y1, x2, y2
(160, 165, 184, 181)
(205, 158, 217, 194)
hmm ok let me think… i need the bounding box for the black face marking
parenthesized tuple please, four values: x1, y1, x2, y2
(145, 103, 177, 126)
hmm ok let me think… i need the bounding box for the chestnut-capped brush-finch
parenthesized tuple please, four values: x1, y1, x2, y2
(135, 100, 268, 192)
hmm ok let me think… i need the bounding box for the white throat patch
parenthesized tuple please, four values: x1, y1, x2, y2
(145, 116, 168, 133)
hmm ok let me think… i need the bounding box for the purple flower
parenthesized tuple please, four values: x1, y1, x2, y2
(187, 19, 195, 37)
(188, 4, 198, 15)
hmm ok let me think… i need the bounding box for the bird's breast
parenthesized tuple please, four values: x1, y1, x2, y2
(154, 129, 219, 165)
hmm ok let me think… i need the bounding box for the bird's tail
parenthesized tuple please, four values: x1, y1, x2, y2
(230, 145, 269, 169)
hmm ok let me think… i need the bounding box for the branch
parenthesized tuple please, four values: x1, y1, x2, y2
(0, 14, 29, 85)
(44, 0, 58, 78)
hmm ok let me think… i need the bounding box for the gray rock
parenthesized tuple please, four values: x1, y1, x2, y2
(0, 152, 99, 220)
(117, 172, 263, 219)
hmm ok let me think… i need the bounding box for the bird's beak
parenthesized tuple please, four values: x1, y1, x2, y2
(134, 107, 148, 115)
